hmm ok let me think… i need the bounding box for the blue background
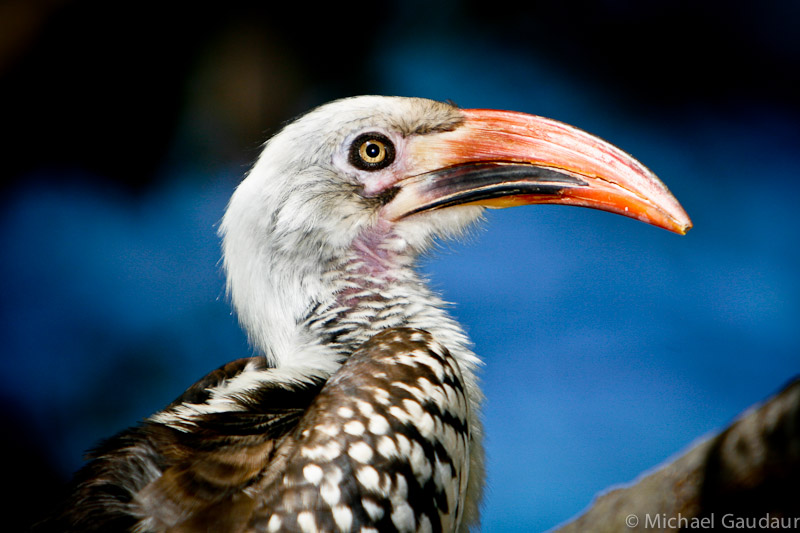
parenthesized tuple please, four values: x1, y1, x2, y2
(2, 2, 798, 530)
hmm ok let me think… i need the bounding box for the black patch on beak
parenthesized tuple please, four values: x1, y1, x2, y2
(374, 185, 400, 206)
(402, 163, 588, 216)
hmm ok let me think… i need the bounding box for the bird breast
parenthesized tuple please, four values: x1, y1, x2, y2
(250, 328, 472, 533)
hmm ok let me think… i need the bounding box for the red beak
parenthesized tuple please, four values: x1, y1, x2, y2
(384, 108, 692, 235)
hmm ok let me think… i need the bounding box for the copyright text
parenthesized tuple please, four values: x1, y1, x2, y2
(624, 513, 800, 529)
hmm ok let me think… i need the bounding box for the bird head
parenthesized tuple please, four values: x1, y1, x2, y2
(220, 96, 691, 367)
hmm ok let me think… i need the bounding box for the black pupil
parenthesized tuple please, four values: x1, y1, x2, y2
(365, 142, 381, 158)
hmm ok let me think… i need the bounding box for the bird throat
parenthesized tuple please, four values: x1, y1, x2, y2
(301, 231, 418, 358)
(299, 229, 471, 369)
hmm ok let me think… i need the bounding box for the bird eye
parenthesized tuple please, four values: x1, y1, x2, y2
(349, 133, 395, 170)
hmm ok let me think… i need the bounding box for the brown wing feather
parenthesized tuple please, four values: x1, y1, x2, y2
(39, 357, 322, 533)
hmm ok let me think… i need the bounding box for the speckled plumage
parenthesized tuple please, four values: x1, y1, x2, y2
(42, 329, 473, 533)
(251, 328, 471, 533)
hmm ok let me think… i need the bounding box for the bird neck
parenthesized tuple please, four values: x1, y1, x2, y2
(237, 224, 479, 383)
(305, 229, 480, 372)
(223, 209, 483, 405)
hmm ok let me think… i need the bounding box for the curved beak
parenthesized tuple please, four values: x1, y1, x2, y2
(384, 109, 692, 235)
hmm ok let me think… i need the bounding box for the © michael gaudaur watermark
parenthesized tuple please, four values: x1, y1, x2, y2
(625, 513, 800, 529)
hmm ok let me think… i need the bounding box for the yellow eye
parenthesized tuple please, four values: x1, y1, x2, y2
(349, 132, 396, 170)
(359, 139, 388, 164)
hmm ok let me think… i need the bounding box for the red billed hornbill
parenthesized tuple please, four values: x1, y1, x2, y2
(44, 96, 691, 532)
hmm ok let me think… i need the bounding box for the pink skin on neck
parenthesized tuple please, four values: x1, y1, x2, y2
(336, 220, 404, 307)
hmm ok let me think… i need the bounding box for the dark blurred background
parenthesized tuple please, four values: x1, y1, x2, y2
(2, 1, 798, 530)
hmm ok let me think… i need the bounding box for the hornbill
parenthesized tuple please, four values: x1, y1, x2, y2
(43, 96, 691, 532)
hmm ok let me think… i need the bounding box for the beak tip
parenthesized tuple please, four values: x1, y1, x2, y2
(674, 204, 693, 235)
(667, 212, 692, 235)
